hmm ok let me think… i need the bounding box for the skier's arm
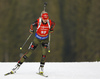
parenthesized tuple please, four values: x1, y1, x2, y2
(29, 20, 38, 33)
(50, 21, 55, 33)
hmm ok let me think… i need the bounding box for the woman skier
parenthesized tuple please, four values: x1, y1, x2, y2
(10, 11, 55, 74)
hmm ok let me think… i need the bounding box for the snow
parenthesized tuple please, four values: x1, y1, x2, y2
(0, 62, 100, 79)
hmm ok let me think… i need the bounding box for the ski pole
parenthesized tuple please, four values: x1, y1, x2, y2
(48, 33, 51, 53)
(20, 33, 32, 50)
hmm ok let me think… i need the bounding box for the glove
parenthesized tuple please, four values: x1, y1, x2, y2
(49, 29, 53, 33)
(29, 29, 34, 34)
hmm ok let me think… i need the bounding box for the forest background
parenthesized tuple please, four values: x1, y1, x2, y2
(0, 0, 100, 62)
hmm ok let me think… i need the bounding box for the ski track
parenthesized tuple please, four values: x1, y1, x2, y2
(0, 62, 100, 79)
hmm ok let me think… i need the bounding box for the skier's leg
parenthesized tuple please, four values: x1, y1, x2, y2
(18, 37, 40, 64)
(39, 41, 48, 74)
(18, 42, 37, 63)
(11, 43, 37, 73)
(40, 43, 48, 65)
(12, 37, 40, 73)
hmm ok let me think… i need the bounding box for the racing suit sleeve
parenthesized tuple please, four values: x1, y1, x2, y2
(30, 20, 38, 33)
(50, 20, 55, 33)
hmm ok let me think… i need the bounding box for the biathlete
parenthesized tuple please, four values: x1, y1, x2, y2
(11, 11, 55, 74)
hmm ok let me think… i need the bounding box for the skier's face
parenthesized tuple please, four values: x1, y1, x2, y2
(41, 13, 49, 23)
(43, 19, 47, 23)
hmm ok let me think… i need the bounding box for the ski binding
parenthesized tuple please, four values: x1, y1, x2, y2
(36, 72, 48, 77)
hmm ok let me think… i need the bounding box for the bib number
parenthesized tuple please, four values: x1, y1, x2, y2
(41, 31, 46, 34)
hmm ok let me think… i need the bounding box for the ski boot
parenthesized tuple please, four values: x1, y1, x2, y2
(39, 64, 44, 74)
(11, 63, 22, 74)
(4, 62, 22, 76)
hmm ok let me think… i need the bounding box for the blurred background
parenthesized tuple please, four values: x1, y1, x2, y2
(0, 0, 100, 62)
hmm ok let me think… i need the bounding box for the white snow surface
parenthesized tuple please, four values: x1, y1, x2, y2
(0, 62, 100, 79)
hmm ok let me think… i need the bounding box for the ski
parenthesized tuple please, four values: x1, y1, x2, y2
(36, 73, 48, 77)
(4, 71, 14, 76)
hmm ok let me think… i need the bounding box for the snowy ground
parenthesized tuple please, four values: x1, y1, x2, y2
(0, 62, 100, 79)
